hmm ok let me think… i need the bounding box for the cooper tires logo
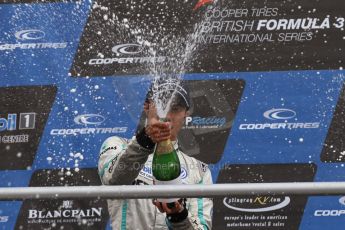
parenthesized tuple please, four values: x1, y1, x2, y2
(239, 108, 320, 130)
(74, 114, 105, 125)
(51, 114, 127, 135)
(88, 43, 165, 65)
(223, 196, 290, 212)
(0, 216, 9, 223)
(339, 196, 345, 206)
(14, 29, 45, 40)
(314, 197, 345, 217)
(263, 108, 296, 120)
(314, 196, 345, 216)
(0, 30, 67, 51)
(112, 44, 143, 55)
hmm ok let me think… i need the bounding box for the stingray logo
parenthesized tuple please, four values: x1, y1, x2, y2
(223, 196, 290, 212)
(74, 114, 105, 125)
(193, 0, 214, 11)
(15, 29, 45, 40)
(263, 108, 296, 120)
(180, 167, 187, 179)
(112, 44, 143, 55)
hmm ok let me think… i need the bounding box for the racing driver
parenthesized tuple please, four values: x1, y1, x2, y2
(98, 82, 213, 229)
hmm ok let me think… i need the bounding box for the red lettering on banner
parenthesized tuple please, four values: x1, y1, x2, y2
(193, 0, 213, 11)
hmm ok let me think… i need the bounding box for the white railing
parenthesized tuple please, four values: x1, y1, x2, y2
(0, 182, 345, 200)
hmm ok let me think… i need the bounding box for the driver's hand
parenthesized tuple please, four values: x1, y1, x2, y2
(152, 199, 184, 214)
(144, 101, 171, 143)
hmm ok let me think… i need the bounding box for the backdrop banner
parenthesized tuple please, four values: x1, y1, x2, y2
(0, 0, 344, 229)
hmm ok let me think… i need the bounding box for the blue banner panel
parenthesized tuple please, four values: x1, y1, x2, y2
(0, 1, 91, 85)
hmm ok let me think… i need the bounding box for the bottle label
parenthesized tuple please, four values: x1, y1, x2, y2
(156, 197, 180, 203)
(154, 175, 182, 185)
(154, 176, 182, 203)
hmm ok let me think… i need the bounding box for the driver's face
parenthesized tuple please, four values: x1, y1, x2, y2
(165, 104, 188, 141)
(144, 101, 188, 141)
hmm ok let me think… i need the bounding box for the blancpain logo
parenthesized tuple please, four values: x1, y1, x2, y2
(74, 114, 105, 125)
(61, 200, 73, 209)
(223, 196, 290, 212)
(28, 207, 102, 219)
(0, 29, 67, 51)
(112, 43, 143, 55)
(50, 114, 127, 136)
(88, 43, 166, 65)
(263, 108, 296, 120)
(239, 108, 320, 130)
(15, 29, 45, 40)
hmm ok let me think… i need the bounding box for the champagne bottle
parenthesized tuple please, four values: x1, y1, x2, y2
(152, 130, 182, 204)
(152, 139, 181, 183)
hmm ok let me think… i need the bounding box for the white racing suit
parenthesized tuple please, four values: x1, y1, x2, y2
(98, 134, 213, 230)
